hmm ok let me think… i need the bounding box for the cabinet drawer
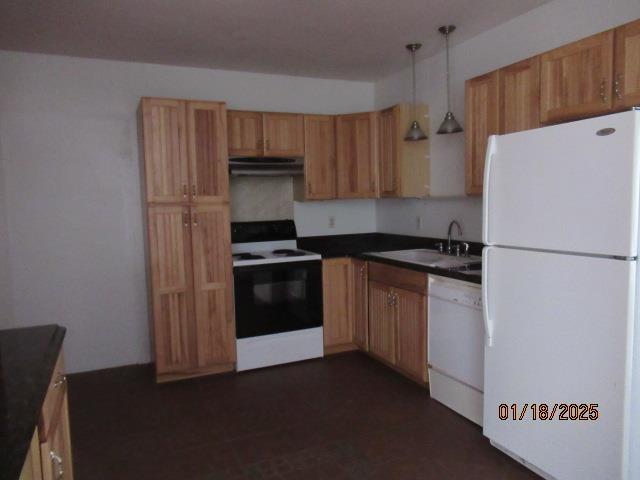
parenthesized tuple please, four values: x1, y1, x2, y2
(368, 262, 427, 294)
(39, 352, 66, 442)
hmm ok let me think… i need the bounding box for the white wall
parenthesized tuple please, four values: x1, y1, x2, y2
(375, 0, 640, 241)
(295, 200, 377, 237)
(0, 50, 375, 372)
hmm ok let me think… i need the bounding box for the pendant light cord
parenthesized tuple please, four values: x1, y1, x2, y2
(411, 48, 417, 119)
(445, 31, 451, 112)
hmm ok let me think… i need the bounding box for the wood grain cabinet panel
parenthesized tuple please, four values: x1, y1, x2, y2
(139, 98, 189, 203)
(301, 115, 336, 200)
(190, 204, 236, 367)
(19, 430, 43, 480)
(465, 71, 499, 195)
(395, 288, 427, 383)
(336, 112, 378, 198)
(499, 57, 540, 134)
(378, 106, 399, 197)
(147, 205, 197, 374)
(263, 113, 305, 157)
(368, 280, 396, 365)
(614, 19, 640, 109)
(40, 392, 73, 480)
(540, 30, 614, 123)
(227, 110, 264, 156)
(322, 258, 355, 351)
(352, 259, 369, 351)
(187, 101, 229, 203)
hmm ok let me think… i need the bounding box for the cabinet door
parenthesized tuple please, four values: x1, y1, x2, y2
(40, 392, 73, 480)
(227, 110, 264, 156)
(190, 204, 236, 367)
(614, 19, 640, 109)
(351, 259, 369, 351)
(336, 113, 378, 198)
(368, 280, 395, 364)
(139, 98, 189, 203)
(465, 71, 499, 195)
(19, 430, 42, 480)
(187, 101, 229, 204)
(147, 206, 197, 374)
(499, 57, 540, 134)
(378, 106, 399, 197)
(322, 258, 354, 348)
(263, 113, 305, 157)
(304, 115, 336, 200)
(395, 288, 427, 382)
(540, 30, 614, 123)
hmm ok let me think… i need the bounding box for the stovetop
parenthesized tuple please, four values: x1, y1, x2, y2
(232, 246, 321, 266)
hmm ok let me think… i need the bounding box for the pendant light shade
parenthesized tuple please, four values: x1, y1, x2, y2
(404, 43, 428, 141)
(436, 25, 463, 135)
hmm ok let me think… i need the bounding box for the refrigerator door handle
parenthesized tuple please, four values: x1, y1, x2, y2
(482, 135, 498, 245)
(482, 247, 493, 347)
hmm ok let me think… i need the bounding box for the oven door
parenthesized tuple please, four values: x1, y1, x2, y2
(233, 260, 323, 339)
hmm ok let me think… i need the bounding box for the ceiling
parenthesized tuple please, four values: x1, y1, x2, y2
(0, 0, 551, 81)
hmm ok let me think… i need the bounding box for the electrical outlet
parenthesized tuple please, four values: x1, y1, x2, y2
(416, 215, 422, 230)
(328, 216, 336, 228)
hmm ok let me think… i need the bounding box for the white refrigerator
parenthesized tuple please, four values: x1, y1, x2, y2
(482, 110, 640, 480)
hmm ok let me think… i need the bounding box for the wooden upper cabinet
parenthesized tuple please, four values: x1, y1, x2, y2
(336, 112, 378, 198)
(352, 258, 368, 351)
(395, 287, 427, 383)
(190, 204, 236, 367)
(322, 258, 354, 349)
(187, 101, 229, 203)
(227, 110, 264, 156)
(499, 57, 540, 134)
(303, 115, 336, 199)
(614, 19, 640, 109)
(540, 30, 614, 123)
(465, 71, 499, 195)
(139, 98, 189, 203)
(378, 106, 400, 197)
(263, 112, 305, 157)
(147, 205, 197, 374)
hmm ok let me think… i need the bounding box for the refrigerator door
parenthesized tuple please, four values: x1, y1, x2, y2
(483, 246, 635, 480)
(483, 110, 640, 258)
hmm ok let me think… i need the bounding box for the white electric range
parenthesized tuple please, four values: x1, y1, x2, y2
(231, 220, 323, 372)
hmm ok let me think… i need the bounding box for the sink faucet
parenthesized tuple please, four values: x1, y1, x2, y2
(447, 220, 463, 255)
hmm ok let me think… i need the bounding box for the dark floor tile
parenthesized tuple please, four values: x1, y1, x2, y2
(68, 352, 541, 480)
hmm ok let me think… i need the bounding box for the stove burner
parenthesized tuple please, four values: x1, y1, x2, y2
(272, 249, 307, 257)
(233, 253, 266, 260)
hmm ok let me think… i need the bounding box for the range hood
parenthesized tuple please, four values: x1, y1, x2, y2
(229, 157, 303, 176)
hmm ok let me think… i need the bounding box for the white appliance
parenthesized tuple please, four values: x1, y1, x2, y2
(428, 275, 484, 426)
(482, 110, 640, 480)
(232, 220, 323, 372)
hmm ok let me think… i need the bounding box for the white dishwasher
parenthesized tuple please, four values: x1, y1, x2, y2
(428, 275, 484, 426)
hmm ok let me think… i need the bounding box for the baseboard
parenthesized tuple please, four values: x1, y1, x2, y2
(324, 343, 359, 355)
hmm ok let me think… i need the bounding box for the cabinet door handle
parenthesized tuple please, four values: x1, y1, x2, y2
(614, 74, 623, 100)
(192, 213, 198, 227)
(191, 184, 197, 199)
(360, 265, 366, 278)
(50, 451, 64, 479)
(53, 374, 67, 388)
(600, 78, 608, 103)
(386, 292, 392, 306)
(182, 184, 188, 199)
(183, 212, 189, 228)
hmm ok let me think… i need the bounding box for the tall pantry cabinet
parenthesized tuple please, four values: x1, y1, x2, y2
(138, 97, 235, 382)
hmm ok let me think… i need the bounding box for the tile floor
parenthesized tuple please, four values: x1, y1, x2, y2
(68, 352, 540, 479)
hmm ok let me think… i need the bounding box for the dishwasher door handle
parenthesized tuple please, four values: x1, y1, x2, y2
(482, 247, 493, 347)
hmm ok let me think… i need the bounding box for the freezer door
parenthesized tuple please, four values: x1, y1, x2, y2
(483, 246, 635, 480)
(483, 110, 640, 257)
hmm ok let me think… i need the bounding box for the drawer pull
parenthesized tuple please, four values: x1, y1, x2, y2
(50, 451, 64, 479)
(53, 374, 67, 388)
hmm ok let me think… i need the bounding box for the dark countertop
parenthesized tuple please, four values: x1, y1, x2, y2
(0, 325, 66, 480)
(298, 232, 482, 285)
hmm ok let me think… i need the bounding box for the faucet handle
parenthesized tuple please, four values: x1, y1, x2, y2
(460, 242, 470, 257)
(453, 244, 461, 256)
(434, 242, 444, 253)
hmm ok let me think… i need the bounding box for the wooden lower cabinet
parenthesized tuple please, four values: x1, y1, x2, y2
(395, 288, 428, 382)
(322, 258, 357, 353)
(352, 259, 369, 351)
(19, 431, 43, 480)
(40, 393, 73, 480)
(368, 280, 396, 364)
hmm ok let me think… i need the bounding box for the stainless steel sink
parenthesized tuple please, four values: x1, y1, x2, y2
(365, 249, 481, 269)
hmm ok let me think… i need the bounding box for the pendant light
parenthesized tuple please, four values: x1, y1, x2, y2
(404, 43, 428, 141)
(436, 25, 463, 134)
